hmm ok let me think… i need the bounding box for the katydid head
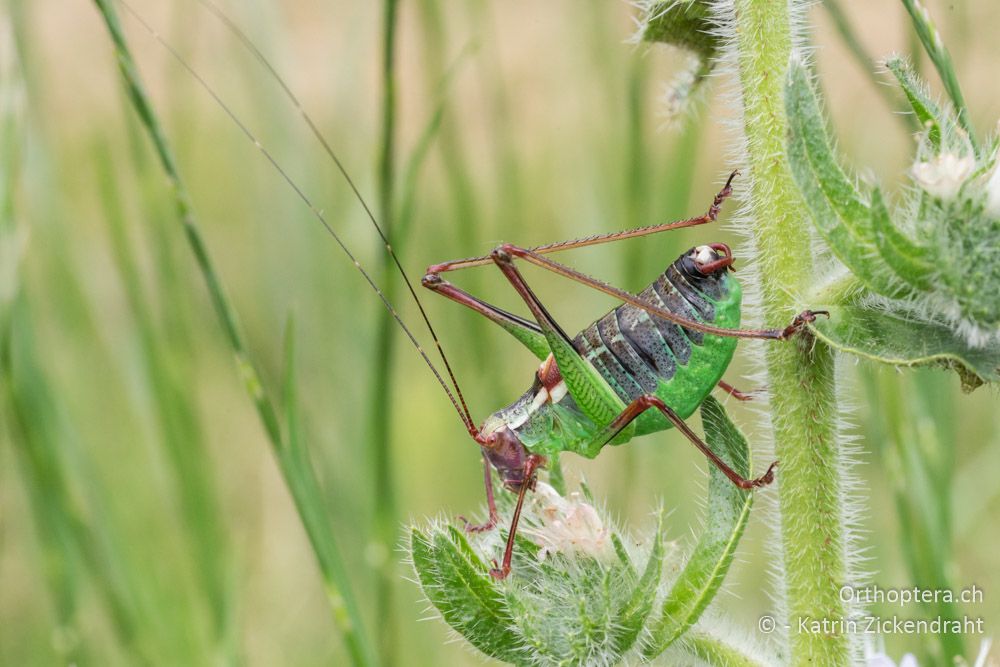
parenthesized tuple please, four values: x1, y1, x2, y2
(476, 425, 533, 491)
(682, 243, 735, 278)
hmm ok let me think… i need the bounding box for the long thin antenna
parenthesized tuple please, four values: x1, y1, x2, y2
(194, 0, 476, 430)
(117, 2, 477, 435)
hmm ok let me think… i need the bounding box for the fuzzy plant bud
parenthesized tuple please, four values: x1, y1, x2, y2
(786, 58, 1000, 385)
(634, 1, 718, 121)
(409, 398, 765, 666)
(984, 146, 1000, 218)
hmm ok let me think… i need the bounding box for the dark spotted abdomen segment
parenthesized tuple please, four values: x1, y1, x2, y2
(573, 262, 723, 404)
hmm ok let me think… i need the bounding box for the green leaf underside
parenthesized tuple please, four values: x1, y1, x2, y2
(643, 396, 754, 657)
(410, 528, 523, 664)
(786, 61, 916, 300)
(810, 305, 1000, 390)
(640, 1, 719, 63)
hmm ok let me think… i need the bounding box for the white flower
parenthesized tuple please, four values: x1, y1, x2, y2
(864, 638, 993, 667)
(984, 152, 1000, 217)
(911, 152, 975, 201)
(865, 651, 919, 667)
(972, 639, 995, 667)
(863, 637, 920, 667)
(522, 482, 613, 561)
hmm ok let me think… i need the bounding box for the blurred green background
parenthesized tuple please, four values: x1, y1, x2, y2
(1, 1, 999, 665)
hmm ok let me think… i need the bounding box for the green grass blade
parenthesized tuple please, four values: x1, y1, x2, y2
(2, 300, 148, 664)
(95, 146, 234, 656)
(92, 0, 281, 445)
(821, 0, 917, 131)
(899, 0, 976, 148)
(90, 3, 375, 664)
(279, 317, 379, 667)
(370, 1, 401, 663)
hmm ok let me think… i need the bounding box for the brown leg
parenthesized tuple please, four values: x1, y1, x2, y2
(460, 454, 500, 533)
(717, 380, 757, 402)
(597, 395, 778, 490)
(490, 454, 546, 580)
(493, 243, 827, 341)
(421, 275, 542, 338)
(423, 168, 825, 342)
(426, 171, 739, 275)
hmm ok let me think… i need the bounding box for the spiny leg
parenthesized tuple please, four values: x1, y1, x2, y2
(717, 380, 757, 402)
(426, 170, 739, 275)
(496, 243, 827, 341)
(460, 453, 500, 533)
(589, 394, 777, 489)
(490, 453, 546, 580)
(419, 169, 829, 348)
(421, 274, 550, 361)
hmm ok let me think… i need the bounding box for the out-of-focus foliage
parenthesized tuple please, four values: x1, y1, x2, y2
(1, 1, 999, 665)
(787, 59, 1000, 390)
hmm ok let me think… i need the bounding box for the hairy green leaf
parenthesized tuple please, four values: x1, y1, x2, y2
(611, 510, 666, 655)
(642, 397, 755, 657)
(869, 186, 934, 291)
(682, 629, 773, 667)
(410, 528, 523, 664)
(810, 305, 1000, 391)
(885, 56, 945, 150)
(786, 60, 914, 299)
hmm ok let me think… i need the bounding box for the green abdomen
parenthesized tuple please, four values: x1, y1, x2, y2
(514, 266, 741, 458)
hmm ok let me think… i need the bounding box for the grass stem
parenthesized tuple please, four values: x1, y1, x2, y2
(371, 0, 401, 664)
(90, 3, 375, 664)
(900, 0, 976, 147)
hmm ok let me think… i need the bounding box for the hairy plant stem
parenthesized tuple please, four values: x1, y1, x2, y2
(732, 1, 850, 664)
